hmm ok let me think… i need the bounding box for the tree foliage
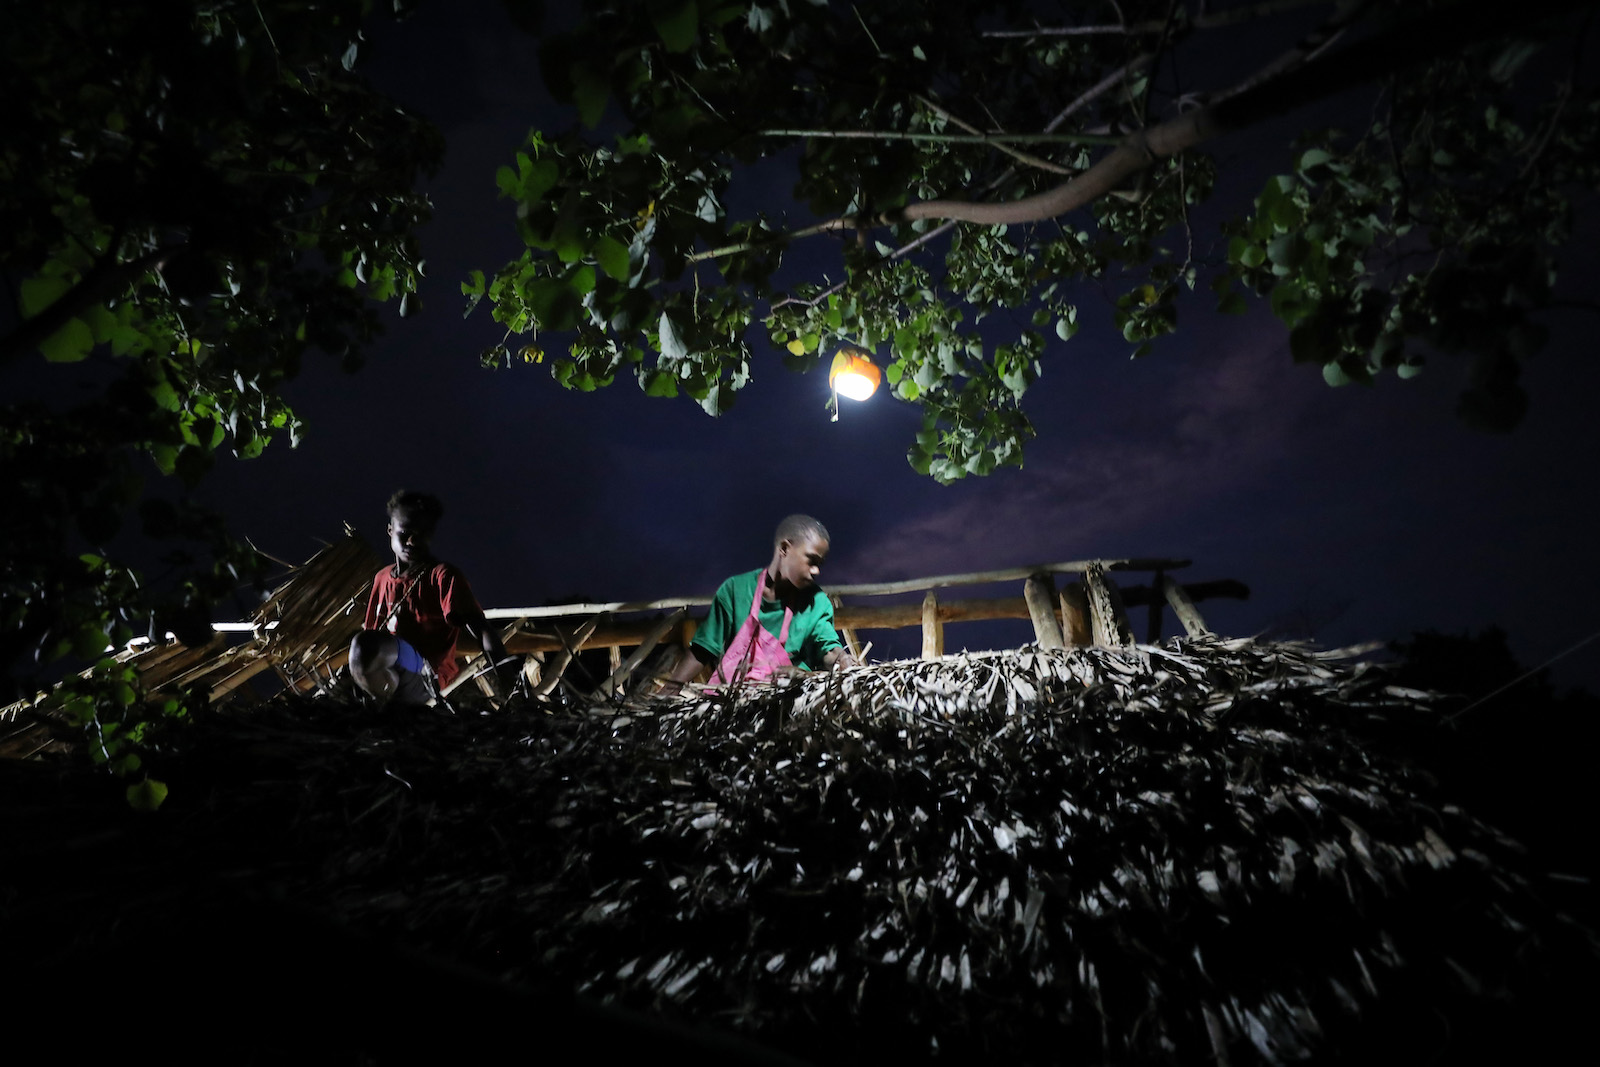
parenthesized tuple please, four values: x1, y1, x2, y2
(472, 0, 1600, 481)
(0, 1, 440, 719)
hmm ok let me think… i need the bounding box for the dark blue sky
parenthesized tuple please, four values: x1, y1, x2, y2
(195, 0, 1600, 690)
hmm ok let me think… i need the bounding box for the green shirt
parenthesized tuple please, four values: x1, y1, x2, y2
(693, 568, 844, 671)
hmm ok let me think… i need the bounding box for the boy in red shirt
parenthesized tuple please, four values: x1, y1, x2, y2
(349, 490, 509, 706)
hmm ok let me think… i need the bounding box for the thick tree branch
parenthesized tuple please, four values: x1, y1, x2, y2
(886, 0, 1588, 228)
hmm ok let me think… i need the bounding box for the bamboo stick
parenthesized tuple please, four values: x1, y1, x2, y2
(597, 608, 687, 697)
(831, 595, 865, 663)
(534, 615, 606, 697)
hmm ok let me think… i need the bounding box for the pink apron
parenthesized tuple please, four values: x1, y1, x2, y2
(708, 569, 793, 685)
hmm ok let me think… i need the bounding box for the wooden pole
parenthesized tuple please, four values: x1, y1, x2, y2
(1023, 573, 1065, 650)
(920, 590, 944, 660)
(1082, 561, 1133, 648)
(1059, 585, 1092, 646)
(1147, 568, 1164, 645)
(1161, 575, 1212, 636)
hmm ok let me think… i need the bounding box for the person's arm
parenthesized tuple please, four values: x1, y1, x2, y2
(462, 618, 517, 693)
(824, 646, 859, 671)
(666, 644, 713, 685)
(439, 565, 515, 696)
(658, 575, 741, 691)
(806, 593, 857, 672)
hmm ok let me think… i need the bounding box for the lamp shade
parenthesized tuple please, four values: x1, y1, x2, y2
(829, 347, 881, 402)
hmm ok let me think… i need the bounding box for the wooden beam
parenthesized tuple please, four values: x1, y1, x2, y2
(491, 580, 1248, 655)
(480, 557, 1193, 621)
(1161, 575, 1212, 636)
(1024, 573, 1065, 650)
(920, 591, 944, 660)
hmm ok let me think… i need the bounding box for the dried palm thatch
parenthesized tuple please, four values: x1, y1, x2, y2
(4, 637, 1592, 1063)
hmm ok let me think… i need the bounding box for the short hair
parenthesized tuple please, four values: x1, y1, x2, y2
(386, 489, 444, 528)
(774, 513, 829, 547)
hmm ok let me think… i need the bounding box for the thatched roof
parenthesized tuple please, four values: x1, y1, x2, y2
(2, 638, 1594, 1063)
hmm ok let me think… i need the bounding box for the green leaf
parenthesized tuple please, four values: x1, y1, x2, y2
(571, 62, 610, 128)
(19, 274, 71, 318)
(1322, 360, 1352, 387)
(1396, 361, 1424, 379)
(1217, 290, 1248, 316)
(641, 369, 679, 397)
(126, 778, 169, 812)
(72, 624, 107, 660)
(1269, 195, 1302, 232)
(700, 382, 734, 416)
(1297, 148, 1333, 173)
(1266, 234, 1304, 270)
(649, 0, 699, 52)
(149, 378, 180, 412)
(659, 311, 688, 360)
(85, 304, 118, 344)
(1239, 244, 1266, 269)
(594, 235, 630, 281)
(40, 317, 95, 362)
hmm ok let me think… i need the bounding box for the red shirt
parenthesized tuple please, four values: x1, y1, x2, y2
(363, 562, 486, 689)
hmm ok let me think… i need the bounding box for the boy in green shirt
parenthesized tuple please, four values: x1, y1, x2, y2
(667, 515, 859, 686)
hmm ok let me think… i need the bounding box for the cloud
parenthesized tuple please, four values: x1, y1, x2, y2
(847, 323, 1312, 581)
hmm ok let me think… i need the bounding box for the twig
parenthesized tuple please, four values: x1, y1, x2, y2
(980, 0, 1335, 37)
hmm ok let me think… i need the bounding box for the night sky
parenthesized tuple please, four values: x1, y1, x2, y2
(188, 1, 1600, 691)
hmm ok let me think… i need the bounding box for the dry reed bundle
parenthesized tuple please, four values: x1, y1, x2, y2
(133, 531, 380, 702)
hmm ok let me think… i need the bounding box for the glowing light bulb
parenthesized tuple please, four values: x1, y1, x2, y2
(828, 348, 881, 402)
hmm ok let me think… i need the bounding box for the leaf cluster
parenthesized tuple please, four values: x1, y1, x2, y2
(472, 0, 1600, 476)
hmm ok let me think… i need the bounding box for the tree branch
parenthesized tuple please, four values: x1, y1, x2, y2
(1211, 0, 1375, 105)
(755, 129, 1120, 146)
(982, 0, 1338, 38)
(912, 94, 1075, 175)
(884, 0, 1589, 228)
